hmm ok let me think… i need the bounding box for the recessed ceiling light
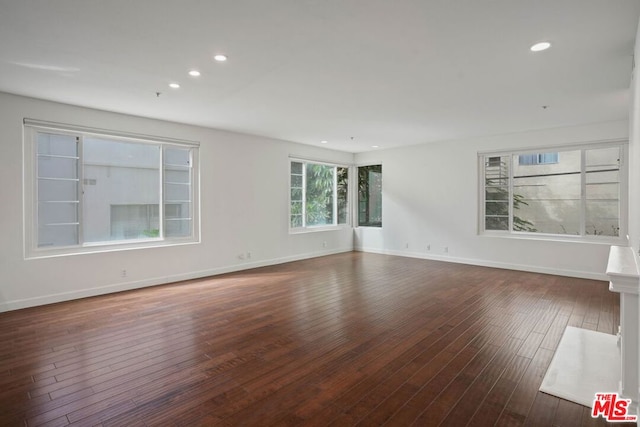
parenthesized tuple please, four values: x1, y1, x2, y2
(321, 140, 328, 144)
(169, 83, 180, 89)
(372, 145, 379, 148)
(188, 70, 201, 77)
(530, 42, 551, 52)
(214, 54, 228, 62)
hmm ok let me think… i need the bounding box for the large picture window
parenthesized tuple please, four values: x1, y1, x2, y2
(290, 159, 348, 230)
(480, 142, 627, 239)
(25, 120, 199, 257)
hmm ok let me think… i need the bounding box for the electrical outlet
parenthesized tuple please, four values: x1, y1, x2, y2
(121, 269, 127, 278)
(405, 243, 409, 249)
(246, 252, 252, 259)
(444, 247, 449, 254)
(322, 241, 327, 248)
(426, 244, 431, 251)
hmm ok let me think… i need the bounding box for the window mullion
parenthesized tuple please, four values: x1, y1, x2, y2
(302, 163, 306, 228)
(580, 149, 586, 236)
(336, 167, 339, 225)
(159, 146, 165, 240)
(77, 135, 84, 246)
(508, 154, 514, 233)
(480, 157, 487, 232)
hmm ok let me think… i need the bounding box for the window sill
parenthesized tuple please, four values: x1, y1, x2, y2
(289, 225, 351, 234)
(480, 231, 627, 246)
(25, 237, 200, 260)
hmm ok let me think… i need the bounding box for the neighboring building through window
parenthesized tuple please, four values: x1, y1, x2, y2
(25, 120, 199, 256)
(518, 152, 559, 165)
(290, 159, 348, 230)
(481, 142, 626, 238)
(358, 164, 382, 227)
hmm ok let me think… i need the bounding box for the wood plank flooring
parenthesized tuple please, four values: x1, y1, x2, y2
(0, 252, 626, 426)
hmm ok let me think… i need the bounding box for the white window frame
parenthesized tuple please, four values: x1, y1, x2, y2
(24, 119, 200, 259)
(289, 157, 351, 233)
(478, 140, 628, 243)
(356, 164, 383, 228)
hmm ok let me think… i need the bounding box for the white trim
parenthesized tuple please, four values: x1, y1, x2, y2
(288, 158, 351, 233)
(289, 224, 351, 234)
(479, 140, 628, 239)
(478, 138, 627, 157)
(288, 155, 348, 168)
(354, 246, 608, 281)
(24, 118, 199, 147)
(481, 229, 627, 246)
(1, 247, 352, 312)
(356, 164, 383, 228)
(24, 122, 201, 259)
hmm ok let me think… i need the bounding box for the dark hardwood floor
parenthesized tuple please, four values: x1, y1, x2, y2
(0, 252, 625, 426)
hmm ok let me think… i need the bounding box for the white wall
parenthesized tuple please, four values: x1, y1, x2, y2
(0, 89, 633, 312)
(354, 120, 629, 280)
(0, 92, 354, 311)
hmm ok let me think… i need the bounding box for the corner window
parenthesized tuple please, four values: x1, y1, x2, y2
(480, 142, 627, 239)
(25, 120, 199, 257)
(358, 165, 382, 227)
(290, 159, 349, 230)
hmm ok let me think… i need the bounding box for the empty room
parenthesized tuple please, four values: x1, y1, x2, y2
(2, 1, 640, 426)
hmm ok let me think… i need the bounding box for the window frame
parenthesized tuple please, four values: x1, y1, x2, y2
(478, 140, 628, 243)
(357, 164, 383, 228)
(24, 119, 200, 259)
(288, 157, 351, 233)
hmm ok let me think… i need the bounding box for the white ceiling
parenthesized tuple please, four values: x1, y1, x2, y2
(0, 1, 638, 153)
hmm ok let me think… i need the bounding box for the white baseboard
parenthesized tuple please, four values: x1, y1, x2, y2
(354, 246, 608, 281)
(1, 245, 607, 312)
(0, 247, 352, 312)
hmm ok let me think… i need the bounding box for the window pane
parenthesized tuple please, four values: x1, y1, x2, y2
(512, 150, 581, 234)
(165, 219, 191, 237)
(111, 204, 159, 239)
(38, 157, 78, 180)
(337, 167, 348, 224)
(291, 161, 303, 175)
(290, 161, 348, 229)
(83, 138, 160, 243)
(485, 217, 508, 231)
(290, 162, 304, 228)
(306, 163, 334, 226)
(164, 147, 192, 238)
(36, 132, 79, 247)
(164, 147, 190, 166)
(484, 155, 509, 231)
(165, 169, 190, 184)
(585, 146, 620, 236)
(38, 179, 77, 201)
(38, 224, 78, 248)
(165, 183, 191, 201)
(358, 165, 382, 227)
(165, 203, 190, 219)
(38, 133, 77, 157)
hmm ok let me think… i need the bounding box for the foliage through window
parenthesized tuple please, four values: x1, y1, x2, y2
(26, 120, 198, 255)
(358, 165, 382, 227)
(290, 160, 348, 229)
(481, 143, 626, 238)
